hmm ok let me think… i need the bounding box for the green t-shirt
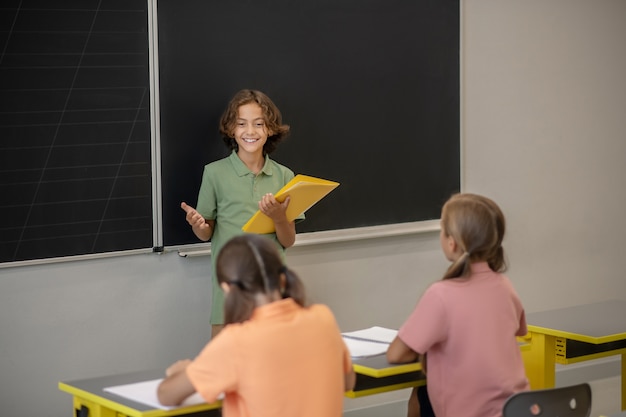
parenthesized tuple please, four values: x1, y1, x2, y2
(196, 151, 304, 324)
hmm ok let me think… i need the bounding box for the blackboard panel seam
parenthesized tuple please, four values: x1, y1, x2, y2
(148, 0, 163, 249)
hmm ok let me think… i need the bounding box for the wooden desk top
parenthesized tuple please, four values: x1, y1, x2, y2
(526, 299, 626, 343)
(59, 369, 220, 417)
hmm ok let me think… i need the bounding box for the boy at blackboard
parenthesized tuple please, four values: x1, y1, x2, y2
(181, 89, 302, 338)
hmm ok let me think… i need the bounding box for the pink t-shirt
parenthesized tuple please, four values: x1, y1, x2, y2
(398, 262, 529, 417)
(186, 298, 351, 417)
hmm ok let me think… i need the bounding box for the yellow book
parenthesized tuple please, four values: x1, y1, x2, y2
(242, 174, 340, 234)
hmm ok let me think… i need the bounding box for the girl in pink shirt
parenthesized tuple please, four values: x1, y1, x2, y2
(387, 193, 529, 417)
(157, 234, 355, 417)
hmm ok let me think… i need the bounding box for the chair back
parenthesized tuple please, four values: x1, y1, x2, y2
(502, 383, 592, 417)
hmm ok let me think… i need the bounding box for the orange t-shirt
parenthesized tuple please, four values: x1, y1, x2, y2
(186, 298, 352, 417)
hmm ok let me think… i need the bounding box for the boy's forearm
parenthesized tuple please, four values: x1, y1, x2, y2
(274, 220, 296, 248)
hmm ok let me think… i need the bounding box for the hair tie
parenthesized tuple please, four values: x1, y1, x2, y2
(278, 266, 288, 297)
(228, 280, 246, 290)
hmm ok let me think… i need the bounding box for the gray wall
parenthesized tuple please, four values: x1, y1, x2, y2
(2, 1, 626, 416)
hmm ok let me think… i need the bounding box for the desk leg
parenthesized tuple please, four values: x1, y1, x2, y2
(521, 332, 556, 390)
(622, 352, 625, 410)
(73, 396, 118, 417)
(622, 353, 626, 410)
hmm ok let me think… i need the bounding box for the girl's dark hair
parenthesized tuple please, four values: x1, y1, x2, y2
(219, 89, 290, 155)
(216, 234, 306, 324)
(440, 193, 507, 280)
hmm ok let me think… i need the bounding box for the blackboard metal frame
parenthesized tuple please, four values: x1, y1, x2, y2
(177, 219, 441, 258)
(148, 0, 163, 250)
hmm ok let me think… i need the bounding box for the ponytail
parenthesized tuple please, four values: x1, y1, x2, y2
(487, 245, 507, 273)
(280, 266, 306, 306)
(442, 251, 471, 280)
(223, 284, 256, 325)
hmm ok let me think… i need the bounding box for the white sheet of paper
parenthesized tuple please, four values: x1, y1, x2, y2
(342, 326, 398, 343)
(103, 378, 205, 410)
(342, 337, 390, 358)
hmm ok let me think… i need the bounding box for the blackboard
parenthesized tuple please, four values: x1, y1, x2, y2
(0, 0, 153, 263)
(159, 0, 460, 247)
(0, 0, 459, 264)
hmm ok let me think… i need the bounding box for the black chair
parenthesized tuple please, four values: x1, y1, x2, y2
(502, 383, 592, 417)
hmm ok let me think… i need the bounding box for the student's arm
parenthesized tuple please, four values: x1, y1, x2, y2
(157, 359, 196, 406)
(344, 367, 356, 391)
(258, 194, 296, 248)
(386, 336, 420, 364)
(181, 202, 214, 241)
(274, 219, 296, 248)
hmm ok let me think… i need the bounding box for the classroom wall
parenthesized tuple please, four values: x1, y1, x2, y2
(1, 1, 626, 416)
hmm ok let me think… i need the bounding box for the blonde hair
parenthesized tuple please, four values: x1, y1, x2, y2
(440, 193, 507, 280)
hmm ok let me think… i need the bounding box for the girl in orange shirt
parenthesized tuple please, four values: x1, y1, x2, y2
(158, 234, 355, 417)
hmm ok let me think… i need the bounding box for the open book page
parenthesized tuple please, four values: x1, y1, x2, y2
(341, 326, 398, 358)
(242, 174, 339, 234)
(103, 378, 206, 410)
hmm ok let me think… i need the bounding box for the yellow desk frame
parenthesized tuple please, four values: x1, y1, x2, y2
(59, 370, 221, 417)
(521, 300, 626, 410)
(347, 356, 425, 398)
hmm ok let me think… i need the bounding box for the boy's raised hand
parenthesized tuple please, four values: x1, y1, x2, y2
(181, 202, 211, 232)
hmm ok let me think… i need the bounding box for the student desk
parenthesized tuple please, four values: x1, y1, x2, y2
(346, 341, 530, 398)
(521, 299, 626, 410)
(59, 362, 423, 416)
(58, 370, 221, 417)
(347, 356, 425, 398)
